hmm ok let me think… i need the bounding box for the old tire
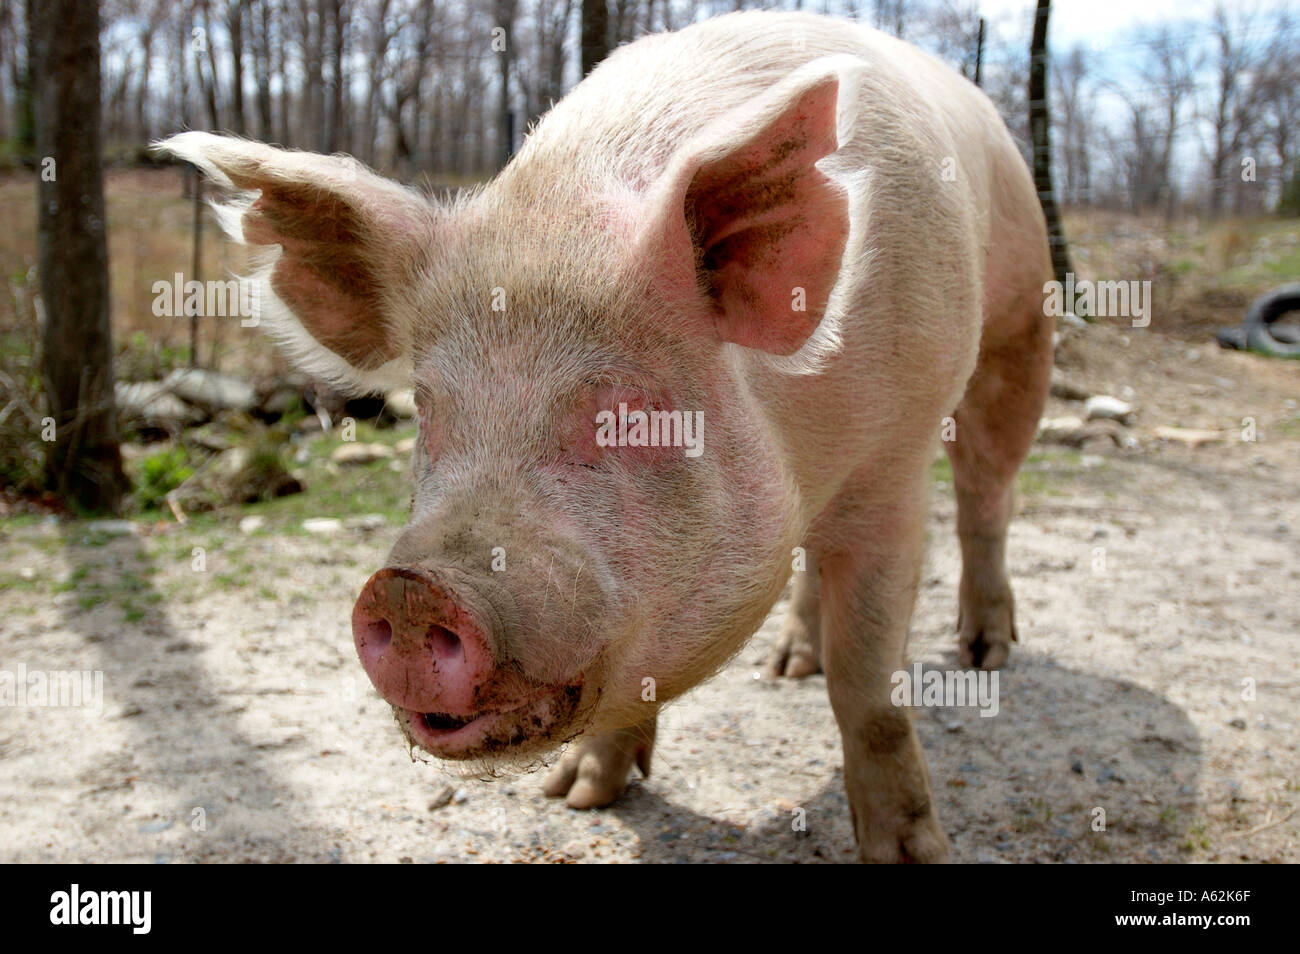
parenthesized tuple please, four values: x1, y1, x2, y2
(1243, 284, 1300, 357)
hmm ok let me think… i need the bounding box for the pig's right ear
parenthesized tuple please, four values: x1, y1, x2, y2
(155, 133, 439, 392)
(637, 58, 854, 361)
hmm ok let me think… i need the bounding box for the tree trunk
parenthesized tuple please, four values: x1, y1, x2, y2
(495, 0, 517, 168)
(196, 0, 221, 129)
(580, 0, 608, 76)
(547, 0, 572, 108)
(136, 23, 153, 141)
(321, 0, 343, 153)
(362, 0, 391, 165)
(29, 0, 128, 513)
(274, 0, 289, 144)
(252, 0, 273, 139)
(227, 0, 247, 135)
(306, 0, 325, 150)
(1028, 0, 1073, 299)
(174, 4, 190, 132)
(10, 6, 37, 150)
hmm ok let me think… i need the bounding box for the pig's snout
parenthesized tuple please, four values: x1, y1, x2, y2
(351, 566, 494, 717)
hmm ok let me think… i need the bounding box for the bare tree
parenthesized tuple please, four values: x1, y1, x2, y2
(981, 20, 1029, 156)
(521, 0, 573, 128)
(1140, 24, 1199, 217)
(1108, 86, 1162, 213)
(1204, 2, 1267, 217)
(129, 0, 168, 141)
(872, 0, 909, 38)
(580, 0, 607, 76)
(171, 2, 192, 132)
(1052, 44, 1091, 206)
(0, 0, 13, 139)
(382, 0, 438, 174)
(322, 0, 347, 152)
(1253, 6, 1300, 213)
(29, 0, 129, 511)
(220, 0, 246, 134)
(911, 0, 982, 81)
(495, 0, 519, 167)
(250, 0, 275, 139)
(610, 0, 636, 45)
(360, 0, 394, 164)
(295, 0, 324, 148)
(194, 0, 223, 129)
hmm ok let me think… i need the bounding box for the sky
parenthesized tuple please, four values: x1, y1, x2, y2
(970, 0, 1296, 190)
(976, 0, 1293, 50)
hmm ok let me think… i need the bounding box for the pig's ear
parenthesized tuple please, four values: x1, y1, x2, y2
(639, 60, 851, 357)
(154, 132, 438, 392)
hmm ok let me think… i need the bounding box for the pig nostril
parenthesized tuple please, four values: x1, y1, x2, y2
(358, 617, 393, 653)
(426, 625, 462, 660)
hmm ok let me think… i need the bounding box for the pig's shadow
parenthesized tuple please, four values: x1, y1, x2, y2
(602, 657, 1203, 863)
(47, 525, 347, 862)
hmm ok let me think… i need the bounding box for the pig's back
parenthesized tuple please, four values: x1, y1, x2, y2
(506, 11, 1044, 510)
(514, 10, 1012, 209)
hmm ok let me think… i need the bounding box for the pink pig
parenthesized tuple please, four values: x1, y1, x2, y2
(162, 10, 1053, 862)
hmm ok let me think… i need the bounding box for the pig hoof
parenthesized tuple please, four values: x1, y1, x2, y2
(541, 721, 656, 809)
(856, 810, 950, 864)
(956, 591, 1017, 671)
(765, 624, 822, 679)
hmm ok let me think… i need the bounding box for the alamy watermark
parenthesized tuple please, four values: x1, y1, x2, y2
(1043, 272, 1151, 328)
(595, 404, 704, 458)
(0, 664, 104, 715)
(152, 273, 261, 326)
(49, 884, 151, 934)
(890, 663, 999, 717)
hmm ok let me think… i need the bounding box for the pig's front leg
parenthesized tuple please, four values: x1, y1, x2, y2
(765, 549, 822, 678)
(817, 484, 949, 863)
(541, 715, 657, 808)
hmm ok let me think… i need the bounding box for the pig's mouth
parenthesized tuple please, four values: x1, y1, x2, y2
(395, 682, 586, 759)
(421, 711, 479, 732)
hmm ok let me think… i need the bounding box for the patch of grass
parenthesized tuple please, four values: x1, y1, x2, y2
(1017, 469, 1062, 497)
(212, 571, 251, 590)
(135, 445, 196, 510)
(52, 565, 90, 592)
(0, 572, 41, 593)
(239, 423, 415, 532)
(1180, 821, 1211, 853)
(0, 514, 44, 530)
(932, 449, 1092, 499)
(115, 330, 191, 382)
(1012, 798, 1054, 833)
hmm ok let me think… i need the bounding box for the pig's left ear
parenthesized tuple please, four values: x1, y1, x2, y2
(155, 132, 439, 393)
(638, 59, 852, 357)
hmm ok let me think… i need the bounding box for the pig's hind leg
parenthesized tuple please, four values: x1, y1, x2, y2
(943, 288, 1053, 670)
(765, 549, 822, 678)
(541, 716, 657, 808)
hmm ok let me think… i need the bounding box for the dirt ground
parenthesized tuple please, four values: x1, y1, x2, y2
(1, 322, 1296, 864)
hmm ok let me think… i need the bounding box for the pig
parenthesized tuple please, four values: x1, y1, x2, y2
(160, 9, 1053, 863)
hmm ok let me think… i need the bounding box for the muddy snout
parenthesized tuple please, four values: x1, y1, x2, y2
(351, 566, 498, 717)
(351, 561, 596, 758)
